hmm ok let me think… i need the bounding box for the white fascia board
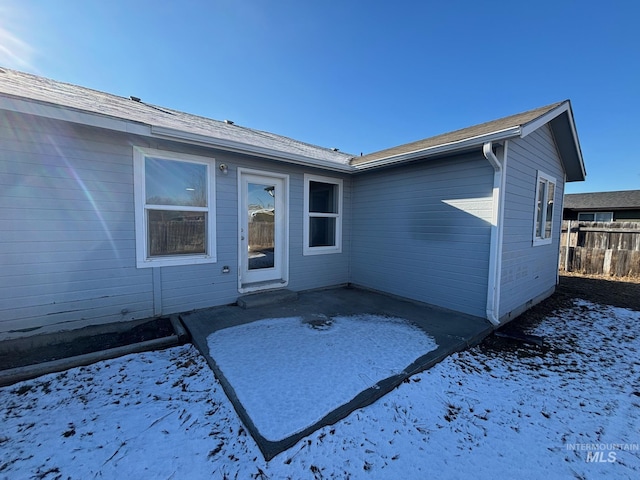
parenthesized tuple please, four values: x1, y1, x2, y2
(563, 106, 587, 179)
(521, 101, 586, 180)
(0, 95, 151, 136)
(151, 125, 353, 172)
(353, 126, 521, 171)
(519, 102, 569, 138)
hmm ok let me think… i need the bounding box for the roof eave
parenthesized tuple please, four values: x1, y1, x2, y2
(0, 94, 151, 136)
(568, 206, 640, 211)
(0, 95, 353, 173)
(352, 126, 521, 171)
(522, 101, 586, 182)
(150, 126, 353, 172)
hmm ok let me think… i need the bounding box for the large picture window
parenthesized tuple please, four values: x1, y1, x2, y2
(134, 147, 215, 267)
(303, 174, 343, 255)
(533, 171, 556, 246)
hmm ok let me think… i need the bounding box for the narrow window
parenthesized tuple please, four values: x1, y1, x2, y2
(533, 171, 556, 246)
(134, 148, 216, 267)
(303, 174, 342, 255)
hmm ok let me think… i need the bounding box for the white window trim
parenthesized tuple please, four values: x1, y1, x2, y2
(532, 170, 556, 246)
(303, 173, 343, 255)
(133, 147, 216, 268)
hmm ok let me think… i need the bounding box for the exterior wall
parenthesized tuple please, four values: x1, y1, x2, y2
(615, 210, 640, 222)
(499, 125, 565, 321)
(564, 210, 640, 222)
(350, 153, 494, 318)
(0, 112, 350, 339)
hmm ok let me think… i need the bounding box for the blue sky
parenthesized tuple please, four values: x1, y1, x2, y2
(1, 0, 638, 193)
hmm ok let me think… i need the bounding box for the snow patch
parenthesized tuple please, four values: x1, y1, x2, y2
(207, 314, 438, 441)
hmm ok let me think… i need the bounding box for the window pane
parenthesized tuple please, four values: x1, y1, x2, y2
(536, 180, 546, 238)
(544, 182, 555, 238)
(148, 210, 206, 256)
(309, 181, 338, 213)
(145, 157, 207, 207)
(595, 212, 613, 222)
(309, 217, 336, 247)
(248, 182, 276, 270)
(578, 213, 595, 221)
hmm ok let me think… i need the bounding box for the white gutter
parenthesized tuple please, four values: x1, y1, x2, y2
(483, 141, 507, 326)
(151, 125, 354, 173)
(353, 126, 521, 171)
(0, 95, 354, 173)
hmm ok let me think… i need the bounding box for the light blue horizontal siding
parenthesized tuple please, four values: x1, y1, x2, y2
(288, 170, 351, 291)
(0, 115, 155, 337)
(0, 112, 355, 338)
(500, 125, 565, 319)
(350, 154, 494, 317)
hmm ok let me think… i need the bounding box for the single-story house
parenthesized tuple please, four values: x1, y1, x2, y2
(0, 68, 586, 340)
(563, 190, 640, 222)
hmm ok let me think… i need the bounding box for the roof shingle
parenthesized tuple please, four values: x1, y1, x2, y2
(0, 68, 354, 165)
(352, 102, 565, 165)
(564, 190, 640, 210)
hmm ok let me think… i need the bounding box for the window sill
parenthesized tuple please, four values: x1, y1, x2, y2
(136, 254, 216, 269)
(532, 238, 553, 247)
(303, 246, 342, 256)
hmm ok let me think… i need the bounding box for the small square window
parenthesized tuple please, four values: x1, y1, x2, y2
(304, 174, 342, 255)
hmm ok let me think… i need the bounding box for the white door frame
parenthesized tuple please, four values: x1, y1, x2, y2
(238, 168, 289, 293)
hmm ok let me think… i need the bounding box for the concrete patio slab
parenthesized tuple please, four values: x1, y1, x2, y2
(180, 285, 494, 460)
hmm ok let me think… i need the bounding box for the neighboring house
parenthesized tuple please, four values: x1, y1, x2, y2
(0, 68, 586, 339)
(563, 190, 640, 222)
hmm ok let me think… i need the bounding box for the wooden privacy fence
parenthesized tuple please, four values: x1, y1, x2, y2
(149, 219, 205, 256)
(559, 221, 640, 277)
(249, 221, 275, 249)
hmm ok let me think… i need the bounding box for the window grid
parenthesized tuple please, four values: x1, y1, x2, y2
(134, 147, 216, 268)
(303, 174, 343, 255)
(533, 171, 556, 246)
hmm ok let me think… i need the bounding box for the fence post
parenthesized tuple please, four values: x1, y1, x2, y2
(564, 220, 571, 272)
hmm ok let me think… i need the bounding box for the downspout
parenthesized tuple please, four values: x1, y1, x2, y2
(483, 142, 507, 326)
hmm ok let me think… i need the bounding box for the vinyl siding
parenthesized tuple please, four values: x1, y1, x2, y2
(0, 112, 350, 339)
(350, 153, 494, 317)
(0, 113, 153, 337)
(499, 125, 565, 319)
(289, 173, 351, 291)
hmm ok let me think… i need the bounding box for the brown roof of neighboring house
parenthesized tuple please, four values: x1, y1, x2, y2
(564, 190, 640, 210)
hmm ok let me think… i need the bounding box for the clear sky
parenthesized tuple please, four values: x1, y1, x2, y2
(1, 0, 638, 194)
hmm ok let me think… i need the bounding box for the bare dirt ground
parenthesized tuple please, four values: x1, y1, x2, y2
(0, 317, 176, 371)
(556, 272, 640, 311)
(525, 272, 640, 320)
(482, 272, 640, 354)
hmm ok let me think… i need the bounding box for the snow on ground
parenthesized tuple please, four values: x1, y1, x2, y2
(1, 300, 639, 479)
(207, 314, 438, 441)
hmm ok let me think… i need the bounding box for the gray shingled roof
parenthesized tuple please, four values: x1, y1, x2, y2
(0, 67, 586, 180)
(564, 190, 640, 210)
(0, 67, 353, 166)
(353, 102, 564, 165)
